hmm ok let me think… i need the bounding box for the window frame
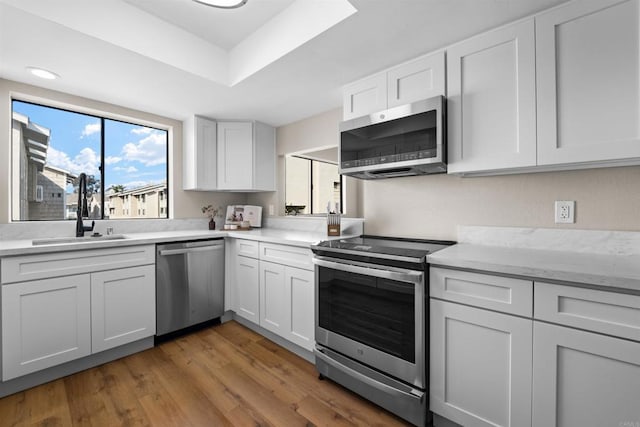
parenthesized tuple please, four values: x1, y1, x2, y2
(11, 98, 170, 221)
(287, 155, 344, 215)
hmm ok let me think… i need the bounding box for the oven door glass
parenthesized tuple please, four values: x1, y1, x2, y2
(317, 265, 416, 363)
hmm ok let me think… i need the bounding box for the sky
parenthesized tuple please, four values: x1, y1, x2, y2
(13, 100, 167, 193)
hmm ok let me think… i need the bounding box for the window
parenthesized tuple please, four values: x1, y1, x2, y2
(285, 155, 343, 215)
(11, 100, 168, 221)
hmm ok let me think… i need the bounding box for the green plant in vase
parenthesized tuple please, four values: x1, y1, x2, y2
(202, 205, 222, 230)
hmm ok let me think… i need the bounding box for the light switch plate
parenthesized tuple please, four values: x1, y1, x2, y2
(555, 200, 575, 224)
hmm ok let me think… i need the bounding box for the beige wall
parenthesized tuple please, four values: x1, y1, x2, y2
(247, 107, 362, 217)
(0, 78, 244, 223)
(254, 106, 640, 240)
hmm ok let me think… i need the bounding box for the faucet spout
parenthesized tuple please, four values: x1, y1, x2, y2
(76, 173, 95, 237)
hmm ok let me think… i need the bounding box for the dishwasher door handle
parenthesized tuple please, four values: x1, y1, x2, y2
(159, 245, 224, 256)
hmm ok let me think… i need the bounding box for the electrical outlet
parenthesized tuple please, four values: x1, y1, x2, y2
(268, 204, 275, 216)
(555, 200, 575, 224)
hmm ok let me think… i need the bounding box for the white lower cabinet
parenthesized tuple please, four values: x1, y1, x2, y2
(2, 275, 91, 381)
(259, 261, 315, 351)
(259, 260, 287, 334)
(235, 255, 260, 324)
(232, 239, 315, 351)
(532, 322, 640, 427)
(430, 299, 533, 427)
(91, 265, 156, 353)
(284, 266, 314, 351)
(1, 245, 156, 382)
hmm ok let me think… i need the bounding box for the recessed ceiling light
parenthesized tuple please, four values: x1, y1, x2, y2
(192, 0, 247, 9)
(27, 67, 60, 80)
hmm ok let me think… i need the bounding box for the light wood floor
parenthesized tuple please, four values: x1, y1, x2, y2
(0, 321, 410, 426)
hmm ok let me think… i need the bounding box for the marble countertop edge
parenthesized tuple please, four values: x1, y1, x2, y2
(428, 243, 640, 293)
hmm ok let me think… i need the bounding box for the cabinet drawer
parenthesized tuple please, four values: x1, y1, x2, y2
(236, 239, 259, 258)
(1, 245, 155, 284)
(430, 267, 533, 316)
(535, 282, 640, 342)
(259, 242, 312, 270)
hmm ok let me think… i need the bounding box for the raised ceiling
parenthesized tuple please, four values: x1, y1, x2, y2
(0, 0, 569, 127)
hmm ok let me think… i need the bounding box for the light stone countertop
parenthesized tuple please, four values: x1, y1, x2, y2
(427, 243, 640, 293)
(0, 228, 355, 257)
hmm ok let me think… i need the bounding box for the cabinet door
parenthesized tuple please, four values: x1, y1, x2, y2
(235, 255, 260, 323)
(537, 0, 640, 165)
(387, 51, 445, 108)
(183, 116, 217, 190)
(533, 322, 640, 427)
(342, 73, 387, 120)
(2, 275, 91, 380)
(217, 121, 253, 190)
(259, 260, 286, 335)
(430, 299, 533, 427)
(447, 19, 536, 173)
(91, 265, 156, 353)
(285, 266, 315, 351)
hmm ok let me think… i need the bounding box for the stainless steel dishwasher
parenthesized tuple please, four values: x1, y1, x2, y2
(156, 239, 224, 336)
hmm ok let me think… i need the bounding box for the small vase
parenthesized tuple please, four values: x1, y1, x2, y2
(208, 219, 216, 230)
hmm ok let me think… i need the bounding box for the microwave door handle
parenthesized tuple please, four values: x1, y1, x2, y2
(312, 257, 423, 284)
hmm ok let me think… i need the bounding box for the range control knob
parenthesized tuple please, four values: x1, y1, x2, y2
(379, 114, 385, 120)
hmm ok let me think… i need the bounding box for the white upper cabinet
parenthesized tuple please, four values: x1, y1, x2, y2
(447, 19, 537, 174)
(342, 51, 445, 120)
(217, 121, 276, 191)
(184, 117, 275, 191)
(343, 73, 387, 120)
(536, 0, 640, 165)
(387, 52, 445, 109)
(183, 116, 217, 191)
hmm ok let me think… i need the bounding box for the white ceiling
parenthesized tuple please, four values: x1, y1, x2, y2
(0, 0, 569, 127)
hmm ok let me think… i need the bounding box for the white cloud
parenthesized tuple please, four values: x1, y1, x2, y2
(47, 146, 100, 176)
(81, 122, 101, 138)
(105, 156, 122, 165)
(114, 166, 138, 173)
(122, 133, 166, 166)
(131, 127, 153, 135)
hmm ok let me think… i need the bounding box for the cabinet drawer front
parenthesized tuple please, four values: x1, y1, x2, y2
(430, 267, 533, 316)
(236, 239, 259, 258)
(259, 242, 312, 270)
(1, 245, 155, 284)
(535, 282, 640, 342)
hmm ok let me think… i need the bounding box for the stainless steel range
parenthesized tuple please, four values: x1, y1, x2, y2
(311, 235, 454, 427)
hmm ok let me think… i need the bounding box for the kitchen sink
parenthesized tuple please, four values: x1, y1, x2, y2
(32, 234, 128, 246)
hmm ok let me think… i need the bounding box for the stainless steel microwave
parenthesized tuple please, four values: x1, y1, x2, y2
(339, 96, 446, 179)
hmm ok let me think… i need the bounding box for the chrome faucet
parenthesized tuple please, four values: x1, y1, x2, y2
(76, 173, 95, 237)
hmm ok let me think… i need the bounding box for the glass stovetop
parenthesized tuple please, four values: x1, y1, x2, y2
(312, 235, 455, 261)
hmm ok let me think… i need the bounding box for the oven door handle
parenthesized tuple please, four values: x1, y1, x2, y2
(312, 257, 423, 284)
(314, 348, 424, 400)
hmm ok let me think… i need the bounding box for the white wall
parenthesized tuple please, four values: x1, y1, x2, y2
(252, 106, 640, 240)
(0, 78, 246, 224)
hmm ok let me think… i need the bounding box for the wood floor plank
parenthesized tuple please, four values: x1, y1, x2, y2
(198, 329, 308, 405)
(0, 321, 411, 427)
(63, 366, 122, 426)
(147, 347, 234, 427)
(159, 338, 241, 415)
(207, 362, 311, 427)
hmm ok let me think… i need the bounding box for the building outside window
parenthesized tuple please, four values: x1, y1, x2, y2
(11, 100, 169, 221)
